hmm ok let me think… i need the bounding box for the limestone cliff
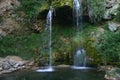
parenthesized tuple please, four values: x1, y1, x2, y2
(0, 0, 20, 37)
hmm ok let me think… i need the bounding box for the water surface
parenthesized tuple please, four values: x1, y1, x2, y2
(0, 68, 104, 80)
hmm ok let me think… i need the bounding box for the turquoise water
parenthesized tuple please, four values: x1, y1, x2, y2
(0, 68, 104, 80)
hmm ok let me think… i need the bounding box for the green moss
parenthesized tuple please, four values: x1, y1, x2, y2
(52, 0, 72, 8)
(84, 38, 101, 65)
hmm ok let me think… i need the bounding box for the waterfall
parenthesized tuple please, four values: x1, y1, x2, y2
(73, 0, 82, 29)
(46, 6, 52, 67)
(36, 6, 54, 72)
(73, 0, 88, 69)
(74, 49, 87, 67)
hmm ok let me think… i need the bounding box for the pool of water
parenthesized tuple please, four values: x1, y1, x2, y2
(0, 67, 104, 80)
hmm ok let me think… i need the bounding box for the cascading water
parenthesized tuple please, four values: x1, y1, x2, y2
(73, 49, 88, 69)
(72, 0, 88, 69)
(73, 0, 82, 29)
(36, 6, 54, 72)
(46, 6, 52, 68)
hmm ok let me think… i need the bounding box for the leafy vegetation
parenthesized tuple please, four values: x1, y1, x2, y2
(0, 32, 42, 60)
(87, 0, 105, 23)
(114, 6, 120, 22)
(17, 0, 44, 18)
(14, 0, 45, 28)
(0, 0, 120, 67)
(97, 30, 120, 65)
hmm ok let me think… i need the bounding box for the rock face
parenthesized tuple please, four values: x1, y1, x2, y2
(0, 56, 30, 75)
(104, 0, 120, 19)
(108, 22, 120, 31)
(0, 0, 20, 37)
(0, 0, 20, 15)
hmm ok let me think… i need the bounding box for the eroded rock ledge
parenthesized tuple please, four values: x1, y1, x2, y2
(0, 56, 34, 75)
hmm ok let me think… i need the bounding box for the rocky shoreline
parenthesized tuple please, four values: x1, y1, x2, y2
(0, 56, 34, 75)
(0, 56, 120, 80)
(98, 65, 120, 80)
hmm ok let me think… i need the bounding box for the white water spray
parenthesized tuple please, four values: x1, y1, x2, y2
(73, 0, 82, 28)
(36, 6, 54, 72)
(72, 0, 89, 69)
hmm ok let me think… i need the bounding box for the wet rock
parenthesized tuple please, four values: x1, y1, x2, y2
(8, 59, 17, 66)
(2, 61, 11, 70)
(108, 22, 120, 32)
(98, 65, 113, 71)
(105, 68, 120, 80)
(9, 68, 18, 72)
(13, 63, 19, 68)
(17, 66, 26, 70)
(1, 70, 13, 74)
(56, 64, 70, 68)
(0, 56, 31, 75)
(27, 61, 34, 66)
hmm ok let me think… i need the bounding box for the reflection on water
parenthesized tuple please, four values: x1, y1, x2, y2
(0, 68, 104, 80)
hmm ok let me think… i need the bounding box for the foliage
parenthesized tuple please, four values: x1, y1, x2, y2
(97, 30, 120, 65)
(114, 6, 120, 22)
(80, 24, 102, 65)
(52, 0, 72, 7)
(52, 25, 75, 65)
(0, 32, 42, 60)
(16, 0, 44, 23)
(87, 0, 105, 23)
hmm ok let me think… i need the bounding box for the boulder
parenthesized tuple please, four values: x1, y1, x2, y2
(0, 56, 29, 75)
(105, 68, 120, 80)
(2, 61, 11, 70)
(5, 56, 22, 61)
(108, 22, 120, 31)
(104, 0, 120, 19)
(6, 56, 27, 67)
(9, 68, 18, 71)
(0, 56, 36, 75)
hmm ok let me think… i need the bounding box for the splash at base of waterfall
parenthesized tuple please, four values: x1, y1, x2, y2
(74, 49, 87, 66)
(36, 66, 54, 72)
(71, 66, 92, 69)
